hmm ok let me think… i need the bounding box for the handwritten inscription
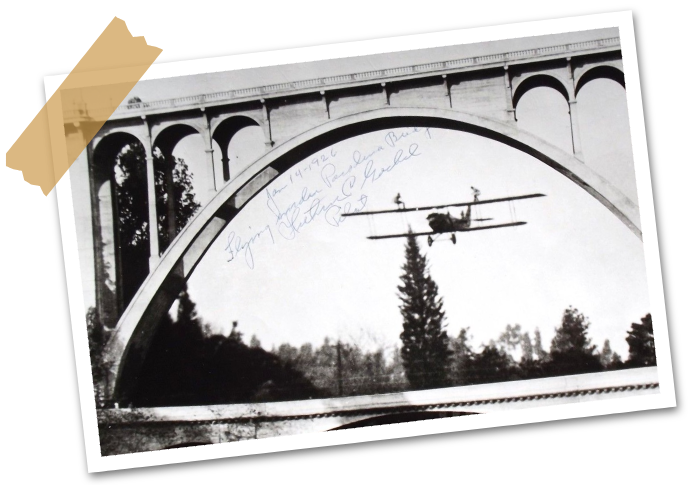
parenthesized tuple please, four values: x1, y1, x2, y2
(225, 128, 432, 267)
(225, 225, 275, 269)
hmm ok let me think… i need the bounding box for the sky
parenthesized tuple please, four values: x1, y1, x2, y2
(176, 78, 649, 360)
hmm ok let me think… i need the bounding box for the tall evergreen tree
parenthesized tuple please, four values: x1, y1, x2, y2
(546, 306, 603, 376)
(398, 233, 451, 389)
(626, 314, 656, 367)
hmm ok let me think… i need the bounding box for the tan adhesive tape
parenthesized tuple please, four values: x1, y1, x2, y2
(6, 17, 162, 195)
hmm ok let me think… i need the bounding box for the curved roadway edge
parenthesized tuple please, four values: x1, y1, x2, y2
(102, 107, 642, 404)
(101, 367, 657, 425)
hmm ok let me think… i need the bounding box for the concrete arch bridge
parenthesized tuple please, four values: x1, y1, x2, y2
(62, 35, 639, 406)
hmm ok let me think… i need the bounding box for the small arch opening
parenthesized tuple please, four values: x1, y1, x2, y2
(213, 116, 264, 182)
(513, 74, 570, 110)
(575, 66, 625, 98)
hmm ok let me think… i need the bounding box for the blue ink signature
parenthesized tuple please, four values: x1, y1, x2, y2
(384, 127, 432, 148)
(266, 186, 323, 224)
(275, 177, 368, 240)
(225, 130, 431, 268)
(226, 225, 275, 269)
(361, 143, 421, 189)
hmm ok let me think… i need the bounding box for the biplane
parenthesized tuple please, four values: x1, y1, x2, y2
(342, 191, 546, 246)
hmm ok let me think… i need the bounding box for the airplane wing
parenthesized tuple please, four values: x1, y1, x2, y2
(343, 193, 545, 217)
(367, 231, 435, 240)
(367, 221, 527, 240)
(458, 221, 527, 231)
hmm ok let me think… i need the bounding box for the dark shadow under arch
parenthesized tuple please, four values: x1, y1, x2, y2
(575, 66, 625, 98)
(329, 411, 477, 430)
(513, 74, 570, 111)
(162, 441, 213, 450)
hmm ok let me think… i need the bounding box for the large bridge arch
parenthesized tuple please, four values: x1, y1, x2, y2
(102, 106, 641, 405)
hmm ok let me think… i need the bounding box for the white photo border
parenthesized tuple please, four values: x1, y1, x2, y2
(47, 11, 675, 473)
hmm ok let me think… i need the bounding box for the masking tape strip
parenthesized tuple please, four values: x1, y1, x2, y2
(6, 17, 162, 195)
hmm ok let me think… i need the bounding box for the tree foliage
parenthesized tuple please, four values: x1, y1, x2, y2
(273, 339, 404, 396)
(467, 345, 520, 384)
(546, 307, 603, 376)
(398, 233, 451, 389)
(131, 285, 320, 407)
(86, 307, 110, 407)
(626, 314, 656, 367)
(154, 153, 201, 252)
(449, 327, 473, 386)
(109, 142, 201, 308)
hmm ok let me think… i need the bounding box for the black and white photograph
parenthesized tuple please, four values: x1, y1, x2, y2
(49, 12, 674, 471)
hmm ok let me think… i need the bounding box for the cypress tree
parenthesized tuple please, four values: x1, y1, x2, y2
(398, 233, 451, 389)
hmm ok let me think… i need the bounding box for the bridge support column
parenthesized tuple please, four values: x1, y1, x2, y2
(204, 149, 216, 193)
(504, 66, 516, 122)
(442, 75, 453, 108)
(221, 156, 230, 182)
(201, 109, 218, 197)
(87, 142, 116, 328)
(381, 83, 390, 105)
(162, 151, 177, 247)
(142, 117, 160, 268)
(260, 99, 274, 150)
(569, 100, 584, 159)
(320, 90, 330, 119)
(566, 59, 584, 159)
(144, 154, 160, 267)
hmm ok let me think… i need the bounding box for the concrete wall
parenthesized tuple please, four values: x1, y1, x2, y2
(452, 70, 508, 120)
(269, 93, 328, 145)
(389, 77, 449, 110)
(329, 85, 387, 119)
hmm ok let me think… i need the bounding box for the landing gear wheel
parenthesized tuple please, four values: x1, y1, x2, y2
(451, 234, 457, 245)
(427, 235, 433, 247)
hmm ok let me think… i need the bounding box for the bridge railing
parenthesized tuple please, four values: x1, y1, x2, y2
(61, 37, 621, 123)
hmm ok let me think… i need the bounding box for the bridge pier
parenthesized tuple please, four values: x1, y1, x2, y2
(569, 100, 584, 159)
(141, 117, 160, 269)
(201, 109, 218, 196)
(566, 58, 584, 159)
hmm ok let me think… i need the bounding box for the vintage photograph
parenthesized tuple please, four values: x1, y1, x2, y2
(58, 23, 664, 461)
